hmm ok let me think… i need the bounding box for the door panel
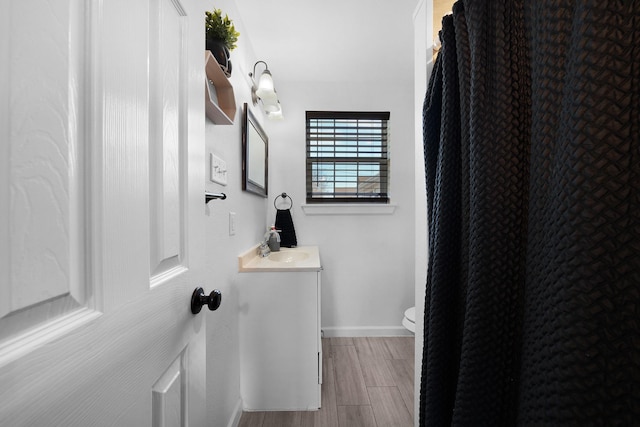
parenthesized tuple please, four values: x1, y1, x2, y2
(150, 0, 188, 280)
(0, 0, 207, 424)
(153, 357, 183, 427)
(0, 0, 94, 364)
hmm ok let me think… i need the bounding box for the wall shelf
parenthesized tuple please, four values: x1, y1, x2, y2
(204, 51, 236, 125)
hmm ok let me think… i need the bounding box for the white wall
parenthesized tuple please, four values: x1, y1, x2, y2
(264, 79, 416, 336)
(413, 1, 432, 425)
(202, 1, 270, 425)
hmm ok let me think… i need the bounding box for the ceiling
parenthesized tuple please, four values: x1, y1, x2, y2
(234, 0, 420, 85)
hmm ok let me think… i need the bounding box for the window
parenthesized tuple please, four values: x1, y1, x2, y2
(306, 111, 390, 203)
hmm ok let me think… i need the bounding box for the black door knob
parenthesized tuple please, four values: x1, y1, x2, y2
(191, 287, 222, 314)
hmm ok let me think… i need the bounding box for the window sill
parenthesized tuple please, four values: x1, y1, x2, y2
(301, 203, 397, 215)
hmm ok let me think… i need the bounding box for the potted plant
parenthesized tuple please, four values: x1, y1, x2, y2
(205, 8, 240, 77)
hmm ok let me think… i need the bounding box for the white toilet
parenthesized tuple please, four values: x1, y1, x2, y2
(402, 306, 416, 333)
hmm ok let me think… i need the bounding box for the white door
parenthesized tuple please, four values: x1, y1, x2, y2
(0, 0, 210, 425)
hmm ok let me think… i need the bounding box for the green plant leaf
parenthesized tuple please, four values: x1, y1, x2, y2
(205, 7, 240, 51)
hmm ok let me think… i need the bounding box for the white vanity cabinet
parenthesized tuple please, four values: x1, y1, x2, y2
(237, 247, 322, 411)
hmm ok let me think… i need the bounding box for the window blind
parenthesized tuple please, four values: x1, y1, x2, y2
(306, 111, 390, 203)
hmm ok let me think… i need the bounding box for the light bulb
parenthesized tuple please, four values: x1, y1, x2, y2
(255, 70, 275, 99)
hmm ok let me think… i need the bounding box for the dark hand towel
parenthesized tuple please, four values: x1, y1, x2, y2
(275, 209, 297, 247)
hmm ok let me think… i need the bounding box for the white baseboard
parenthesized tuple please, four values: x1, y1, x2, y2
(227, 398, 243, 427)
(321, 326, 413, 337)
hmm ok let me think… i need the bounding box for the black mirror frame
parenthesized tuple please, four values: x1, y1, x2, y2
(241, 103, 268, 197)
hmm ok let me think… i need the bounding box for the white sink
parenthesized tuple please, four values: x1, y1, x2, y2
(269, 251, 309, 263)
(238, 246, 321, 272)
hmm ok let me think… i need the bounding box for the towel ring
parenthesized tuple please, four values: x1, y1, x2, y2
(274, 192, 293, 210)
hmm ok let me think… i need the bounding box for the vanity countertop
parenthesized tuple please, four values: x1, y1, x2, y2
(238, 245, 321, 272)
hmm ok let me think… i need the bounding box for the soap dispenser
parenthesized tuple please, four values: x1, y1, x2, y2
(267, 225, 280, 252)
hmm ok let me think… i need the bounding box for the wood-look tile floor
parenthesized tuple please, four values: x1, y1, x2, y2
(238, 336, 414, 427)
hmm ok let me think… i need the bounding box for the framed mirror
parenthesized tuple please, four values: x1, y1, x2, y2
(242, 103, 268, 197)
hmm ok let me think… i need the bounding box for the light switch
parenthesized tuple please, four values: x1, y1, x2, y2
(210, 153, 228, 185)
(229, 212, 236, 236)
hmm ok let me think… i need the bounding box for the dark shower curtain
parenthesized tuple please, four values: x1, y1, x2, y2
(420, 1, 639, 425)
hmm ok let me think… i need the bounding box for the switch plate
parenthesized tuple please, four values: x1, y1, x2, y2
(229, 212, 236, 236)
(210, 153, 228, 185)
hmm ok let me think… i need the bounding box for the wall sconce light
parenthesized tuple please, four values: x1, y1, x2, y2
(249, 61, 283, 119)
